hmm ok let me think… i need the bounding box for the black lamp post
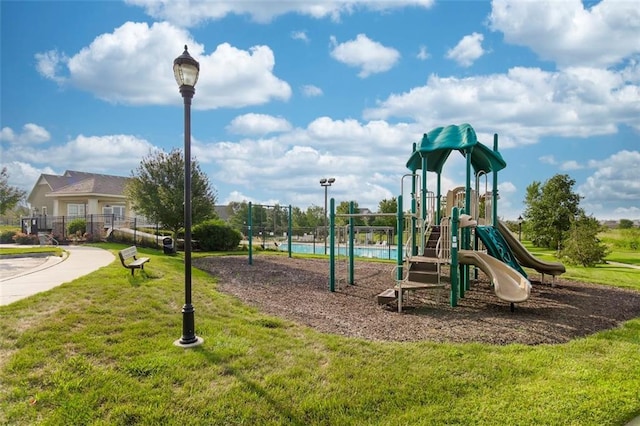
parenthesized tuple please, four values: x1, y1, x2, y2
(319, 178, 335, 255)
(173, 45, 203, 347)
(517, 215, 523, 242)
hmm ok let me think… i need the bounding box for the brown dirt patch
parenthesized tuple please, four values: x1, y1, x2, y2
(194, 255, 640, 345)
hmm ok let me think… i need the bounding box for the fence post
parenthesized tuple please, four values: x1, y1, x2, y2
(329, 198, 335, 292)
(287, 205, 292, 258)
(348, 201, 354, 285)
(248, 201, 253, 265)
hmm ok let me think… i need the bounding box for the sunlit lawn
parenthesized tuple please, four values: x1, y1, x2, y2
(0, 242, 639, 425)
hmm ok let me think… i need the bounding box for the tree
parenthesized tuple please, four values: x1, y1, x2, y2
(126, 149, 217, 238)
(0, 167, 26, 215)
(523, 174, 582, 250)
(619, 219, 634, 229)
(372, 197, 397, 230)
(335, 201, 365, 226)
(561, 214, 609, 267)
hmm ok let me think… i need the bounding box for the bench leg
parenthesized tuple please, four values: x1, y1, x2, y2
(131, 268, 135, 276)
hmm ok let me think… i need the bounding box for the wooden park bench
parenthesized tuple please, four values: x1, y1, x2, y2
(118, 246, 150, 276)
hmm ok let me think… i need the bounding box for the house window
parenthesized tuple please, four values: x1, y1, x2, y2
(68, 204, 85, 217)
(103, 205, 125, 219)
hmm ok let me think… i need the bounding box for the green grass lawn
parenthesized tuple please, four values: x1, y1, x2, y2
(1, 243, 639, 425)
(0, 246, 64, 257)
(521, 241, 640, 288)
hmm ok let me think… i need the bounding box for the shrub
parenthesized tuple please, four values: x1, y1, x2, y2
(68, 218, 87, 236)
(193, 219, 242, 251)
(561, 215, 609, 267)
(12, 232, 39, 245)
(0, 229, 17, 243)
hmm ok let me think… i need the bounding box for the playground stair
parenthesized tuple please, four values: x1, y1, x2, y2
(376, 225, 448, 306)
(377, 264, 448, 306)
(423, 225, 441, 258)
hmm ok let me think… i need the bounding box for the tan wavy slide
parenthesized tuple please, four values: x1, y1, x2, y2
(497, 221, 566, 277)
(458, 250, 532, 303)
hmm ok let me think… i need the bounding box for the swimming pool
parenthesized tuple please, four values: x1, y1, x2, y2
(277, 242, 403, 260)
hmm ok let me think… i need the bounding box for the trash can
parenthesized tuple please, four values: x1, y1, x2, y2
(163, 237, 174, 254)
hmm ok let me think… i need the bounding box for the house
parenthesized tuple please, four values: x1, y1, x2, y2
(27, 170, 133, 219)
(24, 170, 139, 237)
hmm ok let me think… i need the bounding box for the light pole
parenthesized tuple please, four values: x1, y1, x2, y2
(517, 215, 523, 242)
(320, 178, 335, 255)
(173, 45, 203, 347)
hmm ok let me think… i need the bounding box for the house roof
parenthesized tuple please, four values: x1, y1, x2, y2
(28, 170, 131, 202)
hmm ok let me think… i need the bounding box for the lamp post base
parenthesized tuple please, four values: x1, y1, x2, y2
(173, 336, 204, 348)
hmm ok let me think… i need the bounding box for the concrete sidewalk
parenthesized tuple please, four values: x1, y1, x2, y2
(0, 245, 115, 306)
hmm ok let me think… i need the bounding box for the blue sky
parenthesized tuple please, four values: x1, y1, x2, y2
(1, 0, 639, 221)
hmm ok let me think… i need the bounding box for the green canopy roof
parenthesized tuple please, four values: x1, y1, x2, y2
(406, 123, 506, 174)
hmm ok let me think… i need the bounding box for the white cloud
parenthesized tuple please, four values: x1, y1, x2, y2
(125, 0, 434, 26)
(417, 45, 430, 60)
(560, 160, 583, 171)
(498, 181, 516, 194)
(330, 34, 401, 78)
(36, 21, 291, 110)
(291, 30, 309, 42)
(446, 32, 485, 67)
(184, 116, 424, 210)
(579, 150, 640, 205)
(34, 50, 68, 84)
(301, 84, 323, 97)
(2, 131, 156, 189)
(489, 0, 640, 68)
(539, 155, 556, 165)
(2, 161, 57, 193)
(364, 66, 640, 146)
(0, 124, 51, 145)
(226, 113, 293, 136)
(612, 206, 640, 219)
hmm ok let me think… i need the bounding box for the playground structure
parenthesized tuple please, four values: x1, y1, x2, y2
(328, 123, 565, 312)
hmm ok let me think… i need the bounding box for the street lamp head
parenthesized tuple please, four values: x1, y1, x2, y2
(328, 177, 336, 184)
(518, 215, 523, 224)
(320, 178, 327, 184)
(173, 45, 200, 89)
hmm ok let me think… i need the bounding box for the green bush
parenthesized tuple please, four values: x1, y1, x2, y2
(193, 219, 242, 251)
(12, 232, 39, 245)
(0, 229, 17, 243)
(67, 218, 86, 236)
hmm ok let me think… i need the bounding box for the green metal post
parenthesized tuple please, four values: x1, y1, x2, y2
(411, 169, 418, 256)
(459, 209, 466, 299)
(349, 201, 354, 285)
(450, 207, 459, 307)
(248, 201, 253, 265)
(464, 146, 473, 291)
(396, 195, 404, 281)
(329, 198, 336, 292)
(288, 204, 292, 258)
(493, 133, 499, 227)
(436, 173, 442, 223)
(421, 156, 427, 235)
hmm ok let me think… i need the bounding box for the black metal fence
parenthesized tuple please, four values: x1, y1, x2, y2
(19, 214, 160, 245)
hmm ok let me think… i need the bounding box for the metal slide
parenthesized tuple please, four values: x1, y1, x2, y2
(497, 221, 566, 277)
(458, 250, 531, 303)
